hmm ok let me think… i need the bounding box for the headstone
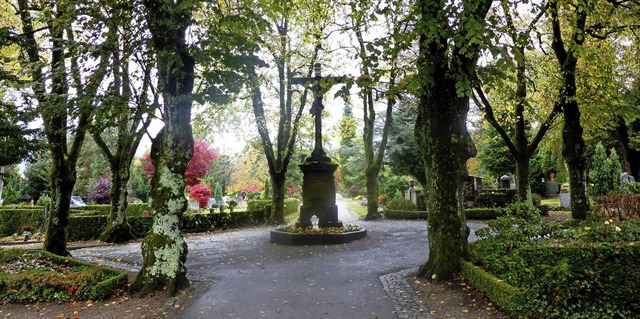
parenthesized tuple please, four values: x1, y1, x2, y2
(545, 181, 560, 196)
(621, 172, 636, 185)
(499, 175, 510, 188)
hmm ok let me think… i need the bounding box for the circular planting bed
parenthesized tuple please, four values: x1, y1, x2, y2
(270, 224, 367, 245)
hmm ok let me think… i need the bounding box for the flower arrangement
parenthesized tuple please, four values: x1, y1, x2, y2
(275, 224, 361, 234)
(21, 225, 36, 235)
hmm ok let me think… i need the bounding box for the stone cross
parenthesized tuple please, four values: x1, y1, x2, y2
(291, 63, 345, 161)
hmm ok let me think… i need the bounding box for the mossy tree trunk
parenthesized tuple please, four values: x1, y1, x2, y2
(131, 0, 195, 297)
(415, 0, 490, 281)
(549, 0, 590, 219)
(364, 167, 381, 220)
(270, 174, 286, 224)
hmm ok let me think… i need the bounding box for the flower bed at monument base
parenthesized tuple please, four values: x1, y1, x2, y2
(270, 224, 367, 245)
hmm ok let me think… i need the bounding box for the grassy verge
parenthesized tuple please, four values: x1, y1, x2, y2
(341, 197, 367, 219)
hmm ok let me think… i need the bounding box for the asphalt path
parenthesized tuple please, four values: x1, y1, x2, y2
(72, 200, 486, 319)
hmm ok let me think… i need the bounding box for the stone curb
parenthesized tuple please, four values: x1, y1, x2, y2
(380, 267, 431, 319)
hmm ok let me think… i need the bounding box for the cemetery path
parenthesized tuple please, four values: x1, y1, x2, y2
(68, 199, 487, 319)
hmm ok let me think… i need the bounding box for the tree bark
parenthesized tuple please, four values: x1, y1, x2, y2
(131, 0, 194, 297)
(515, 155, 532, 203)
(415, 0, 489, 281)
(616, 118, 640, 181)
(365, 167, 381, 220)
(100, 160, 135, 243)
(270, 174, 286, 224)
(562, 97, 590, 219)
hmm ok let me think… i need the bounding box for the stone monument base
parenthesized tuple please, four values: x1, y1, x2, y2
(270, 228, 367, 246)
(296, 205, 343, 228)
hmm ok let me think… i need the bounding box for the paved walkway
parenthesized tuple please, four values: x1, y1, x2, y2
(56, 200, 485, 319)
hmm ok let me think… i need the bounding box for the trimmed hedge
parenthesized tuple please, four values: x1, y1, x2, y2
(247, 199, 300, 216)
(383, 209, 427, 219)
(476, 189, 518, 208)
(70, 203, 151, 217)
(0, 249, 127, 302)
(384, 208, 505, 220)
(0, 209, 45, 237)
(461, 260, 523, 316)
(468, 243, 640, 318)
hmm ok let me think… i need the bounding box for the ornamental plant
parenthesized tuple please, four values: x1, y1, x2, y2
(188, 183, 212, 208)
(89, 176, 111, 204)
(141, 140, 219, 186)
(588, 142, 621, 199)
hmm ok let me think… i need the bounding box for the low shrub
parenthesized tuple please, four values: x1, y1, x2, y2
(464, 208, 504, 219)
(385, 198, 417, 211)
(461, 261, 523, 316)
(476, 192, 507, 208)
(247, 200, 271, 212)
(68, 216, 108, 241)
(0, 249, 127, 302)
(469, 215, 640, 318)
(535, 204, 550, 216)
(531, 193, 541, 205)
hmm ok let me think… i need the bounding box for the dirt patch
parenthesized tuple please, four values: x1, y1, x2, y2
(410, 275, 511, 319)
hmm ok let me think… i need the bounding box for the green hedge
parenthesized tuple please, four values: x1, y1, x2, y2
(467, 243, 640, 318)
(384, 208, 505, 220)
(383, 209, 427, 219)
(464, 208, 504, 219)
(0, 209, 45, 237)
(0, 249, 127, 302)
(247, 199, 299, 216)
(461, 260, 523, 316)
(70, 203, 151, 217)
(515, 244, 640, 318)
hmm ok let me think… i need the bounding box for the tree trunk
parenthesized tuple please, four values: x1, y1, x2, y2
(416, 87, 473, 282)
(43, 155, 74, 256)
(269, 174, 286, 224)
(515, 155, 532, 204)
(132, 0, 194, 297)
(100, 161, 134, 243)
(616, 118, 640, 181)
(365, 167, 381, 220)
(562, 98, 590, 219)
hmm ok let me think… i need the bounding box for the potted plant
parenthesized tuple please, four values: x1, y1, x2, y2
(21, 224, 36, 242)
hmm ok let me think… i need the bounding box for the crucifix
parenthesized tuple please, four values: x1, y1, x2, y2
(291, 63, 345, 162)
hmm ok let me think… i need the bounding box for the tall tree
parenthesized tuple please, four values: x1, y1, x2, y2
(246, 0, 331, 224)
(414, 0, 492, 281)
(345, 0, 413, 220)
(15, 0, 111, 255)
(131, 0, 196, 297)
(90, 0, 156, 243)
(547, 0, 640, 219)
(474, 1, 562, 205)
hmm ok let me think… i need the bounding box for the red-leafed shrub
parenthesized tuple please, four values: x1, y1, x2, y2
(242, 184, 262, 193)
(141, 140, 219, 186)
(89, 176, 112, 204)
(188, 184, 212, 208)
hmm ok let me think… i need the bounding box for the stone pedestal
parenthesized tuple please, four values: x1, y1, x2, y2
(296, 159, 342, 228)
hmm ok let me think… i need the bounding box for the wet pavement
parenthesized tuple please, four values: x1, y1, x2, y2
(17, 200, 488, 319)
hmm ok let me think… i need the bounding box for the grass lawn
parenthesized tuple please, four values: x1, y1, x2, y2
(541, 196, 561, 206)
(341, 196, 368, 219)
